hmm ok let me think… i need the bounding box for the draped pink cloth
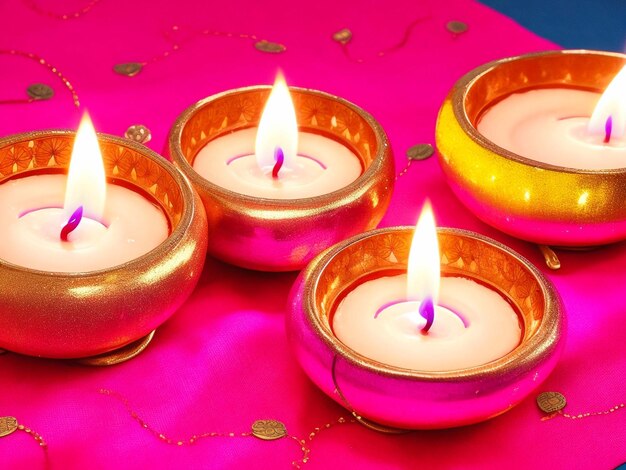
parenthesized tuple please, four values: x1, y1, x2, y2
(1, 0, 625, 468)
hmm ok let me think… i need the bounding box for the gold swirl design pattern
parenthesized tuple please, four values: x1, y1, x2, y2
(317, 229, 544, 340)
(179, 88, 377, 169)
(0, 134, 184, 227)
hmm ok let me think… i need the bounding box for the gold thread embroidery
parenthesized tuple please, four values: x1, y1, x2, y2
(23, 0, 102, 21)
(101, 388, 354, 468)
(539, 391, 626, 421)
(0, 49, 80, 107)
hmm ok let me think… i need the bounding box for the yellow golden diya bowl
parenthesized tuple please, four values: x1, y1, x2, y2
(436, 50, 626, 248)
(288, 226, 564, 429)
(168, 83, 394, 271)
(0, 129, 207, 360)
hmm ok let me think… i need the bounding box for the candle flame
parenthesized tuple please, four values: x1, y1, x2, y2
(407, 201, 440, 332)
(64, 112, 107, 221)
(588, 65, 626, 141)
(255, 71, 298, 173)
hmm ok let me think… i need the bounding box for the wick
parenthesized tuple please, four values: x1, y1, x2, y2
(604, 116, 613, 144)
(60, 206, 83, 242)
(419, 297, 435, 334)
(272, 147, 284, 179)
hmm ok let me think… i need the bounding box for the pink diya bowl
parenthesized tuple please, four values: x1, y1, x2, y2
(287, 227, 565, 430)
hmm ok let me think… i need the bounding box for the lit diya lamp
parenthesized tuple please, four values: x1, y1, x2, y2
(478, 62, 626, 169)
(169, 72, 394, 271)
(288, 203, 564, 429)
(436, 50, 626, 269)
(0, 115, 207, 362)
(333, 202, 522, 371)
(0, 114, 168, 271)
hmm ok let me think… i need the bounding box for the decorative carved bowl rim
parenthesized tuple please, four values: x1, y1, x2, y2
(0, 129, 195, 277)
(300, 226, 564, 381)
(168, 85, 392, 207)
(451, 49, 626, 176)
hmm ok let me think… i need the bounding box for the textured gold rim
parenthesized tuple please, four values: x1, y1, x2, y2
(453, 49, 626, 175)
(0, 129, 196, 277)
(168, 85, 391, 209)
(302, 227, 562, 381)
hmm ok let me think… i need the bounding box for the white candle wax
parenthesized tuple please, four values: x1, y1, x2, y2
(333, 275, 521, 371)
(192, 128, 362, 199)
(0, 174, 169, 272)
(477, 88, 626, 170)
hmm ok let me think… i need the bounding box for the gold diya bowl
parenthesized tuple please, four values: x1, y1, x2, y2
(288, 227, 565, 429)
(0, 131, 208, 360)
(168, 86, 394, 271)
(436, 50, 626, 247)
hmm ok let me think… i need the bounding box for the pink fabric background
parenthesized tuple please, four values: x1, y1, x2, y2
(1, 0, 625, 468)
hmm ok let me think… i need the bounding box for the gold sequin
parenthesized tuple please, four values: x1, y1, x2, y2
(446, 20, 468, 34)
(406, 143, 434, 161)
(537, 392, 567, 413)
(113, 62, 144, 77)
(0, 417, 18, 438)
(254, 40, 286, 54)
(251, 420, 287, 441)
(125, 125, 152, 144)
(27, 83, 54, 100)
(332, 28, 353, 45)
